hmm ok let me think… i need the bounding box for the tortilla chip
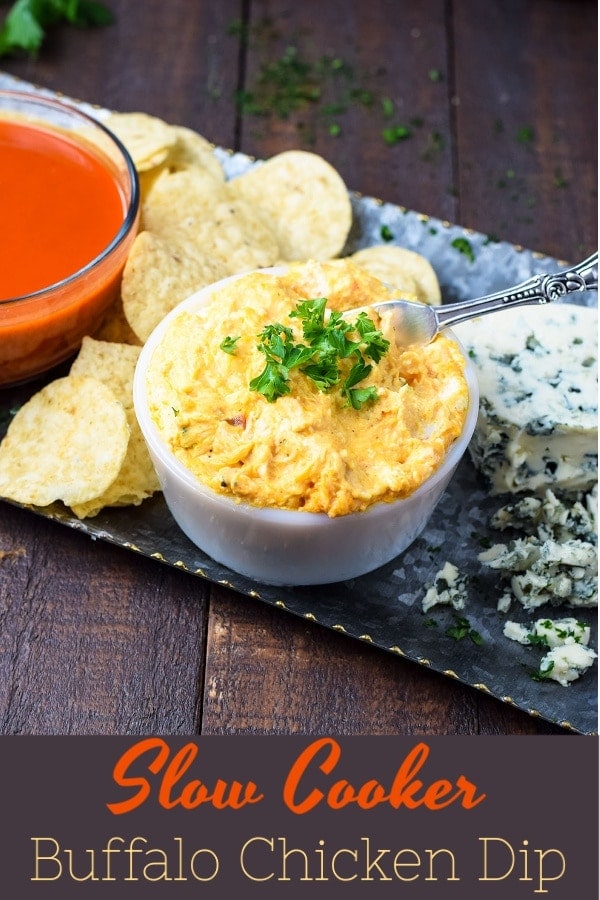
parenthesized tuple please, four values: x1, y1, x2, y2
(121, 230, 227, 342)
(69, 338, 160, 516)
(175, 198, 280, 274)
(165, 125, 225, 182)
(92, 296, 143, 346)
(351, 245, 442, 305)
(142, 167, 227, 234)
(104, 111, 177, 172)
(227, 150, 352, 261)
(0, 376, 129, 507)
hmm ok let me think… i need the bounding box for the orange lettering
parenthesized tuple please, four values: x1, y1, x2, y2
(388, 742, 429, 809)
(107, 738, 265, 815)
(158, 743, 198, 809)
(283, 737, 341, 814)
(107, 738, 170, 815)
(455, 774, 486, 809)
(283, 738, 486, 814)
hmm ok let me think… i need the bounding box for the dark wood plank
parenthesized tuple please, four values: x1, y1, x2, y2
(0, 0, 244, 148)
(452, 0, 597, 262)
(238, 0, 457, 221)
(0, 502, 209, 734)
(202, 589, 565, 734)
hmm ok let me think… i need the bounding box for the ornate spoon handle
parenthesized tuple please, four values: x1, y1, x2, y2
(436, 251, 598, 331)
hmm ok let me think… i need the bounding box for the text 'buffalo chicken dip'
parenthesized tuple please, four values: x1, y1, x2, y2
(145, 260, 469, 517)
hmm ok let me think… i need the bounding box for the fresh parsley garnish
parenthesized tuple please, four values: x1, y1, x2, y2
(553, 167, 568, 188)
(242, 298, 390, 408)
(526, 632, 551, 649)
(531, 660, 554, 682)
(0, 0, 113, 57)
(451, 237, 475, 263)
(232, 40, 376, 134)
(517, 125, 534, 144)
(382, 124, 412, 145)
(446, 615, 483, 645)
(220, 335, 240, 354)
(381, 96, 394, 118)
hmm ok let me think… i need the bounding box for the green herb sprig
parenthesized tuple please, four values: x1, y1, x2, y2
(0, 0, 113, 57)
(445, 615, 483, 645)
(451, 237, 475, 264)
(220, 335, 240, 355)
(240, 297, 390, 409)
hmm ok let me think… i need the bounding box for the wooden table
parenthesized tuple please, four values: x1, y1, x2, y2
(0, 0, 596, 736)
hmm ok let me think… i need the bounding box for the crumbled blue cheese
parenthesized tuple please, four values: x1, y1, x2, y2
(479, 536, 597, 609)
(455, 304, 597, 495)
(491, 486, 597, 542)
(422, 561, 468, 612)
(503, 617, 596, 685)
(479, 486, 598, 611)
(503, 616, 591, 648)
(537, 643, 597, 686)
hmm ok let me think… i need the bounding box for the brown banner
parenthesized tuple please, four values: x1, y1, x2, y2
(1, 735, 597, 898)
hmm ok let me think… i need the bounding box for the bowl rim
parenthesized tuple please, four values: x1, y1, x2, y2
(0, 88, 140, 307)
(133, 267, 480, 525)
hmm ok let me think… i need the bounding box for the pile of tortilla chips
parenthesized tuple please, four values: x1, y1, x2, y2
(0, 109, 441, 519)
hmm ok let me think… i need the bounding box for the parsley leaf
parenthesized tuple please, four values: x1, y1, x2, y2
(531, 660, 555, 682)
(353, 312, 390, 362)
(382, 123, 412, 145)
(220, 335, 240, 354)
(451, 237, 475, 263)
(243, 298, 390, 408)
(0, 0, 113, 57)
(446, 615, 483, 645)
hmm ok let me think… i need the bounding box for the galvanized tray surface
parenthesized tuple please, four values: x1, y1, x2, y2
(0, 73, 597, 735)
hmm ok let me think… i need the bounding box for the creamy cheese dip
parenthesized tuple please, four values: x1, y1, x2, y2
(145, 260, 469, 517)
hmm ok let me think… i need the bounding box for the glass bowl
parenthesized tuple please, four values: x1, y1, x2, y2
(0, 89, 139, 388)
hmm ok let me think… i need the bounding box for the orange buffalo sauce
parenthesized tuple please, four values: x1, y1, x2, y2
(0, 119, 126, 298)
(0, 117, 138, 387)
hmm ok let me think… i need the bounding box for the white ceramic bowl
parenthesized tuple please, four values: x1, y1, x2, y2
(133, 271, 479, 586)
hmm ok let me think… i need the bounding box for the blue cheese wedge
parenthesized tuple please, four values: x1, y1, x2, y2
(454, 304, 597, 495)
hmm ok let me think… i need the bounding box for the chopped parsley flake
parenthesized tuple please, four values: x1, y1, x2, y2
(381, 96, 394, 118)
(451, 237, 475, 263)
(517, 125, 535, 144)
(382, 124, 412, 145)
(446, 615, 483, 645)
(220, 335, 240, 354)
(531, 660, 555, 681)
(553, 168, 568, 188)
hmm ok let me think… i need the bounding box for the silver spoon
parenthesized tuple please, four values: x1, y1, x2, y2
(353, 252, 598, 348)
